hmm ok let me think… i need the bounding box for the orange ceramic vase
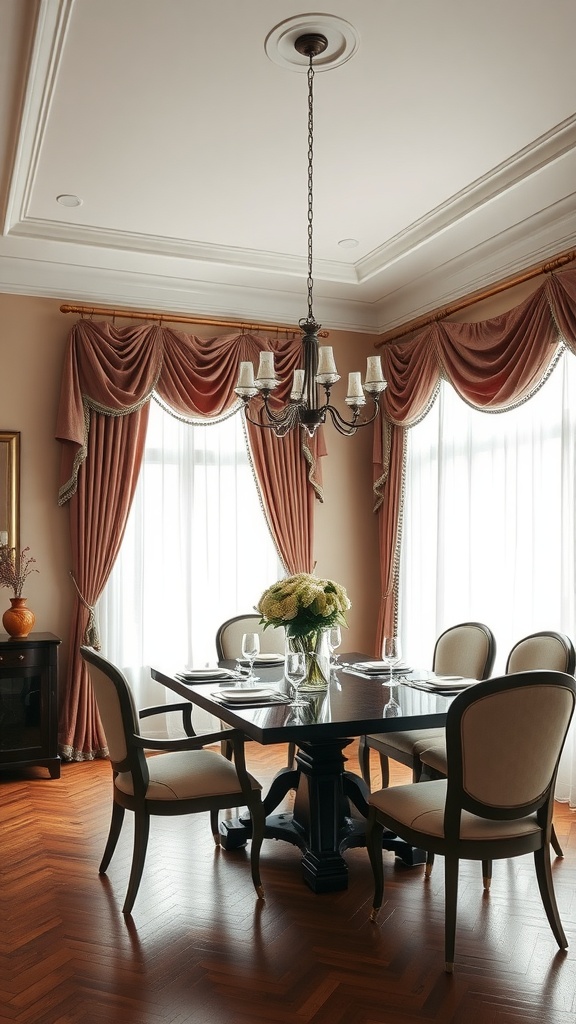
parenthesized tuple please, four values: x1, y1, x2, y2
(2, 597, 35, 638)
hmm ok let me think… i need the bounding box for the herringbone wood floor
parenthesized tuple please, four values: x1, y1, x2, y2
(1, 741, 575, 1024)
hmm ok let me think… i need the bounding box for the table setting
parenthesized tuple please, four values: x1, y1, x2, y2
(175, 666, 244, 683)
(208, 685, 292, 708)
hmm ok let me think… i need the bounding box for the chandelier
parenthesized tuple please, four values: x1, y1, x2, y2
(235, 32, 387, 438)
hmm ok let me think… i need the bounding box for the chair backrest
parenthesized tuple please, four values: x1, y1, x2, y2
(505, 631, 576, 675)
(444, 670, 576, 829)
(80, 645, 148, 782)
(432, 622, 496, 679)
(215, 614, 285, 660)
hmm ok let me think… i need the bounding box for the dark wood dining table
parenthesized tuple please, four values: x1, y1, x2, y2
(151, 654, 455, 893)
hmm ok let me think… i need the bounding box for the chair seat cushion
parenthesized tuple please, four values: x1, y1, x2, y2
(115, 749, 262, 801)
(369, 779, 540, 841)
(368, 728, 445, 755)
(417, 738, 448, 773)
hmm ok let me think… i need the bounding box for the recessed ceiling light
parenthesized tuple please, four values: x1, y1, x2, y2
(338, 238, 359, 249)
(56, 194, 82, 207)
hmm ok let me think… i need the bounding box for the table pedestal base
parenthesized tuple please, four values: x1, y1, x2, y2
(219, 738, 425, 892)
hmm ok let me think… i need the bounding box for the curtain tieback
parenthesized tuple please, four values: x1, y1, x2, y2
(70, 572, 101, 649)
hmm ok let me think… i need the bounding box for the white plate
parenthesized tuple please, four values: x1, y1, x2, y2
(180, 668, 237, 680)
(217, 687, 276, 701)
(353, 661, 411, 674)
(423, 676, 473, 691)
(237, 654, 284, 665)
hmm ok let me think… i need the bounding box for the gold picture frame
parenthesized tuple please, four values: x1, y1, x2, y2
(0, 431, 20, 552)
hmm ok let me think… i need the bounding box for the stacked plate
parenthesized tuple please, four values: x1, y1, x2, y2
(410, 674, 475, 692)
(212, 686, 290, 706)
(176, 667, 242, 682)
(235, 653, 285, 667)
(350, 660, 412, 675)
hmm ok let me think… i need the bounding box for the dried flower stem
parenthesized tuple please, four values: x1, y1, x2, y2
(0, 545, 39, 598)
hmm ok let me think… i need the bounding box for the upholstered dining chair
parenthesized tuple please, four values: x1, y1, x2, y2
(358, 622, 496, 790)
(366, 669, 576, 973)
(418, 629, 576, 875)
(81, 646, 265, 915)
(216, 613, 296, 768)
(216, 613, 285, 661)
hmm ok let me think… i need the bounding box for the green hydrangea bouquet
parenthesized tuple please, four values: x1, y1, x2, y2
(257, 573, 350, 688)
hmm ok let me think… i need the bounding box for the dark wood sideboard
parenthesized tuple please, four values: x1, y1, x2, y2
(0, 632, 61, 778)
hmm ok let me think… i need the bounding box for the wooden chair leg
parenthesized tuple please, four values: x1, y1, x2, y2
(358, 736, 371, 787)
(482, 859, 492, 890)
(533, 845, 568, 948)
(123, 810, 150, 915)
(550, 823, 563, 857)
(443, 855, 460, 973)
(99, 801, 125, 874)
(210, 808, 220, 844)
(367, 810, 385, 921)
(221, 719, 234, 761)
(378, 752, 391, 789)
(425, 851, 435, 877)
(248, 795, 266, 900)
(287, 742, 296, 769)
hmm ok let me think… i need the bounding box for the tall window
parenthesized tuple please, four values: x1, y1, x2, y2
(98, 400, 282, 709)
(400, 350, 576, 803)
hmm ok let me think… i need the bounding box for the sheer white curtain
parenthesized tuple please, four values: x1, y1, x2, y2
(400, 350, 576, 805)
(98, 399, 282, 726)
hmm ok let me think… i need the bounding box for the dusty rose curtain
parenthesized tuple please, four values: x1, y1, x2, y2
(60, 408, 149, 759)
(246, 408, 324, 574)
(56, 319, 323, 760)
(373, 268, 576, 648)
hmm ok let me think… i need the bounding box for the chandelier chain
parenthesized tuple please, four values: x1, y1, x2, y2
(306, 55, 315, 325)
(233, 29, 387, 438)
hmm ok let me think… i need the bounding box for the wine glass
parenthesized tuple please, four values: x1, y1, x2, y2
(241, 632, 260, 684)
(382, 636, 402, 683)
(328, 626, 342, 668)
(285, 651, 308, 707)
(384, 693, 401, 718)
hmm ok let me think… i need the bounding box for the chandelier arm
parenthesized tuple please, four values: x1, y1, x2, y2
(324, 397, 382, 434)
(260, 393, 300, 426)
(242, 396, 300, 433)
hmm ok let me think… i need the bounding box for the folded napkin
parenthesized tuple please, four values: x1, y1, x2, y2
(176, 668, 242, 682)
(211, 686, 290, 706)
(408, 675, 476, 693)
(236, 653, 285, 666)
(349, 661, 412, 676)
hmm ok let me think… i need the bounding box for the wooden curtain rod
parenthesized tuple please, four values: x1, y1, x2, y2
(375, 247, 576, 347)
(59, 303, 330, 338)
(60, 244, 576, 345)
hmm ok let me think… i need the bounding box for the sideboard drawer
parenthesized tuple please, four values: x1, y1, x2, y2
(0, 647, 43, 668)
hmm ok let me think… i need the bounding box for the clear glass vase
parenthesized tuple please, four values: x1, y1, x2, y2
(285, 627, 331, 691)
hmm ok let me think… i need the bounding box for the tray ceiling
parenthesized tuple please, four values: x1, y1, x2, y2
(1, 0, 576, 333)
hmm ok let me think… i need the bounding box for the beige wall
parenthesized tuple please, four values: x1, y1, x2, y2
(0, 294, 75, 682)
(312, 329, 381, 654)
(0, 293, 382, 680)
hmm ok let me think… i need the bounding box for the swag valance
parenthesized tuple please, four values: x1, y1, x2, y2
(55, 320, 325, 761)
(56, 320, 324, 504)
(373, 267, 576, 642)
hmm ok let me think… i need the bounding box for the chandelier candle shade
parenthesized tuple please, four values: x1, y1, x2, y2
(235, 31, 387, 438)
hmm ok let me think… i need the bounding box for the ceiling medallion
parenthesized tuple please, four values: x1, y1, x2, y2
(264, 13, 359, 72)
